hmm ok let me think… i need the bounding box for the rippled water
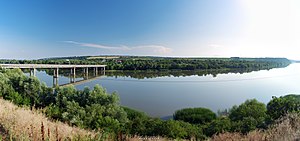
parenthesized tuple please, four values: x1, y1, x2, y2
(33, 63, 300, 118)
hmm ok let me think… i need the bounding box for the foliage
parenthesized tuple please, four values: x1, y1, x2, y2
(229, 99, 267, 133)
(45, 85, 128, 133)
(122, 107, 149, 135)
(160, 120, 204, 139)
(211, 113, 300, 141)
(174, 107, 216, 124)
(0, 68, 127, 134)
(1, 56, 291, 71)
(205, 117, 232, 136)
(267, 95, 300, 121)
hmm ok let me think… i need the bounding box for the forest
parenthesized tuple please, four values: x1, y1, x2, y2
(0, 56, 291, 71)
(0, 68, 299, 140)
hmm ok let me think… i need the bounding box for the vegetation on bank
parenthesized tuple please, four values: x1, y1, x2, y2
(1, 68, 300, 140)
(0, 56, 291, 71)
(211, 113, 300, 141)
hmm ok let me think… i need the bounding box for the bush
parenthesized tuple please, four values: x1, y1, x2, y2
(229, 99, 267, 133)
(122, 107, 149, 135)
(205, 117, 231, 136)
(161, 120, 188, 139)
(174, 107, 216, 124)
(267, 95, 300, 121)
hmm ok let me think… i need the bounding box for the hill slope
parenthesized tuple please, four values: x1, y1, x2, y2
(211, 113, 300, 141)
(0, 98, 104, 141)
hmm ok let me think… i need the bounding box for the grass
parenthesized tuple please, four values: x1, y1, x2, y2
(0, 98, 108, 141)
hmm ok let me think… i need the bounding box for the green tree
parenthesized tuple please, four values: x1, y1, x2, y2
(267, 95, 300, 121)
(229, 99, 267, 133)
(205, 117, 231, 136)
(161, 120, 188, 139)
(174, 107, 216, 124)
(0, 72, 14, 98)
(122, 107, 148, 135)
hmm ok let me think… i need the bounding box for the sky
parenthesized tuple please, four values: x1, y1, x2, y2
(0, 0, 299, 59)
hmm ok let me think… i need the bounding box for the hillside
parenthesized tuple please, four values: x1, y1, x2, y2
(0, 98, 104, 140)
(211, 113, 300, 141)
(1, 97, 300, 141)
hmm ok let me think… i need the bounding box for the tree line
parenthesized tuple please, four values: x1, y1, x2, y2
(0, 68, 299, 140)
(0, 56, 291, 71)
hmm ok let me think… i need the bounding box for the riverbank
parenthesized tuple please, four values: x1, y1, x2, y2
(1, 97, 300, 141)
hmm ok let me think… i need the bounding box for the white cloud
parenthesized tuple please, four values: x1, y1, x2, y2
(63, 41, 173, 55)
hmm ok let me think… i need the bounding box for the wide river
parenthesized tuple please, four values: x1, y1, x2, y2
(34, 63, 300, 118)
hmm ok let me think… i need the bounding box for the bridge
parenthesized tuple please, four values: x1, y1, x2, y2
(0, 64, 106, 87)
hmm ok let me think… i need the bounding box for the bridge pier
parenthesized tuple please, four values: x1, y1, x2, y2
(94, 67, 98, 76)
(53, 68, 59, 87)
(70, 67, 76, 83)
(100, 67, 106, 75)
(104, 67, 105, 75)
(53, 77, 58, 87)
(53, 68, 59, 78)
(84, 67, 89, 80)
(29, 68, 36, 77)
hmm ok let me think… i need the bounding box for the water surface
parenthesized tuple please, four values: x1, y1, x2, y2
(33, 63, 300, 118)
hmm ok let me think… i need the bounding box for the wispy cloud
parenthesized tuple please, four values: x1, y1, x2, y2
(63, 41, 172, 55)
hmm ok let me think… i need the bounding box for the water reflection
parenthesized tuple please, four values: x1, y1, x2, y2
(40, 66, 279, 81)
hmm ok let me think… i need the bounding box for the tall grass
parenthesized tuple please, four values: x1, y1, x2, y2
(0, 98, 107, 141)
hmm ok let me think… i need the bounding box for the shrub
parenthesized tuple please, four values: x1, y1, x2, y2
(174, 107, 216, 124)
(267, 95, 300, 121)
(205, 117, 231, 136)
(229, 99, 267, 133)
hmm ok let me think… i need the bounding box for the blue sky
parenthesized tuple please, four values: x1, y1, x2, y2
(0, 0, 299, 59)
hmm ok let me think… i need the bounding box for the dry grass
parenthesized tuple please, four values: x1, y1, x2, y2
(210, 113, 300, 141)
(0, 98, 106, 141)
(125, 136, 169, 141)
(209, 131, 267, 141)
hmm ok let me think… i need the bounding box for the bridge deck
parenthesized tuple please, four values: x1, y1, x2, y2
(0, 64, 106, 69)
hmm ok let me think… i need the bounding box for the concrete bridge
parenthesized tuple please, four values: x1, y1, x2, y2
(0, 64, 106, 87)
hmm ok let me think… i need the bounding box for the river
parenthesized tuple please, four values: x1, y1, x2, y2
(33, 63, 300, 118)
